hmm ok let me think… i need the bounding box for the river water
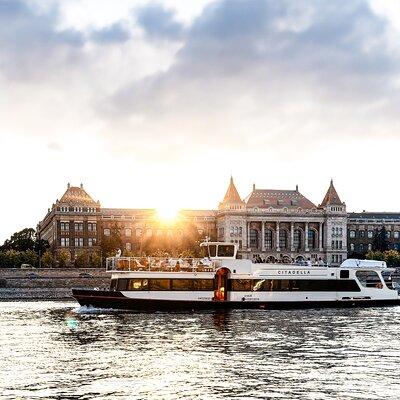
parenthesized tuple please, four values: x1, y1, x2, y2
(1, 301, 400, 399)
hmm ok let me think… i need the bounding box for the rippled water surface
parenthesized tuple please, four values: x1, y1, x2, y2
(1, 302, 400, 399)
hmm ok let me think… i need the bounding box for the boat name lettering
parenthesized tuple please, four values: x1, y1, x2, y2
(277, 270, 311, 275)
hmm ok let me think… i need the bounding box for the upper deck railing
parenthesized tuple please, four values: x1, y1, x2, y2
(106, 256, 218, 273)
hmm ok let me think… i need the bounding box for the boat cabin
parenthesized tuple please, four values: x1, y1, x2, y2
(199, 242, 237, 260)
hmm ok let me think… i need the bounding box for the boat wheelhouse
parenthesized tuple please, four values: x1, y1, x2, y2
(72, 241, 400, 310)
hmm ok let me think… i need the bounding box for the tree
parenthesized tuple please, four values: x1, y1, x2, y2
(373, 227, 389, 252)
(75, 250, 88, 268)
(57, 250, 70, 268)
(21, 249, 38, 267)
(89, 252, 102, 268)
(1, 228, 36, 252)
(101, 223, 123, 257)
(41, 251, 54, 268)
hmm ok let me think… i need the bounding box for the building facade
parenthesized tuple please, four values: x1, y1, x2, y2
(216, 177, 347, 265)
(347, 212, 400, 256)
(37, 183, 217, 264)
(39, 179, 400, 267)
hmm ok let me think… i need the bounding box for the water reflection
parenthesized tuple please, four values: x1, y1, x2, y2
(1, 302, 400, 399)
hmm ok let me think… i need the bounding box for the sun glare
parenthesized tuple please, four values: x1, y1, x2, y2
(156, 205, 180, 223)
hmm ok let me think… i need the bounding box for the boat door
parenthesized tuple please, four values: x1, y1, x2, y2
(214, 268, 230, 301)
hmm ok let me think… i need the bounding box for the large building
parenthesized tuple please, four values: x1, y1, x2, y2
(37, 183, 217, 264)
(216, 177, 347, 265)
(347, 212, 400, 256)
(38, 179, 400, 267)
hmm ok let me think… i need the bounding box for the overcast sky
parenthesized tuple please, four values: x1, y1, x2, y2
(1, 0, 400, 241)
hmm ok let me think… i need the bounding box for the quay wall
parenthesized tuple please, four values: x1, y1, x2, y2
(0, 268, 110, 300)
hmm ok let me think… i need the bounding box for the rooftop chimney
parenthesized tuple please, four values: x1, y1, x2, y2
(67, 182, 70, 189)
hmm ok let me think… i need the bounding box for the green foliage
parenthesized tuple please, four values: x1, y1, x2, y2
(89, 252, 102, 268)
(75, 250, 88, 268)
(366, 250, 400, 268)
(41, 251, 54, 268)
(21, 250, 38, 267)
(101, 223, 123, 257)
(57, 250, 70, 268)
(372, 227, 389, 252)
(1, 228, 36, 252)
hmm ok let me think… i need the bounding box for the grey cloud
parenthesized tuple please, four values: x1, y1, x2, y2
(90, 23, 131, 44)
(136, 3, 184, 40)
(105, 0, 399, 127)
(0, 0, 85, 80)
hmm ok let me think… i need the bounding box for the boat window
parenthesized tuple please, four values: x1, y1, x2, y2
(208, 245, 217, 257)
(217, 245, 235, 257)
(230, 279, 361, 292)
(355, 271, 382, 288)
(110, 279, 118, 291)
(231, 279, 252, 291)
(171, 279, 194, 291)
(381, 271, 395, 290)
(340, 270, 350, 279)
(117, 279, 128, 291)
(149, 279, 170, 291)
(193, 279, 214, 291)
(127, 279, 149, 291)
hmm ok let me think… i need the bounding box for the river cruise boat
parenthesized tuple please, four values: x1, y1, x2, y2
(72, 242, 400, 311)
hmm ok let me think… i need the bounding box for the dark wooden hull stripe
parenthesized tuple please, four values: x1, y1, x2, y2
(72, 289, 400, 311)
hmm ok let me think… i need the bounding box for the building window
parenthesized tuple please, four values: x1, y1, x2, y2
(104, 228, 110, 236)
(394, 231, 399, 239)
(125, 228, 132, 237)
(279, 230, 287, 249)
(368, 230, 373, 238)
(74, 222, 83, 231)
(88, 238, 96, 247)
(359, 243, 364, 252)
(136, 228, 142, 237)
(126, 242, 132, 251)
(349, 230, 356, 238)
(308, 229, 317, 249)
(250, 229, 258, 248)
(368, 243, 372, 251)
(88, 223, 97, 232)
(61, 238, 70, 247)
(60, 222, 69, 231)
(265, 229, 273, 250)
(386, 231, 391, 238)
(350, 243, 355, 251)
(360, 230, 365, 238)
(293, 229, 301, 250)
(74, 238, 83, 247)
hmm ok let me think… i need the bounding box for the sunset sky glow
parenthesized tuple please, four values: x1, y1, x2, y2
(1, 0, 400, 241)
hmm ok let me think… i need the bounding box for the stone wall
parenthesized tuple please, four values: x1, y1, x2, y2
(0, 268, 109, 300)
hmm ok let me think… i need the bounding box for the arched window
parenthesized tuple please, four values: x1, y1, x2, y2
(279, 230, 287, 249)
(264, 229, 273, 250)
(308, 229, 317, 249)
(250, 229, 259, 248)
(293, 229, 302, 250)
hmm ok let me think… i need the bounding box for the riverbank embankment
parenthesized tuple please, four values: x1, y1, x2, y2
(0, 268, 109, 300)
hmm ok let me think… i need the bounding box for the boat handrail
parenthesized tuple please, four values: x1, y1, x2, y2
(106, 256, 218, 273)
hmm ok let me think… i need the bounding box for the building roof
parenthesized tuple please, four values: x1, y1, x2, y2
(320, 179, 343, 206)
(58, 183, 98, 206)
(221, 177, 243, 204)
(348, 212, 400, 220)
(245, 188, 317, 209)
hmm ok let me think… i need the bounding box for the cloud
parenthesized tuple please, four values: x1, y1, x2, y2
(90, 22, 131, 44)
(136, 3, 185, 40)
(0, 0, 85, 80)
(99, 0, 400, 158)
